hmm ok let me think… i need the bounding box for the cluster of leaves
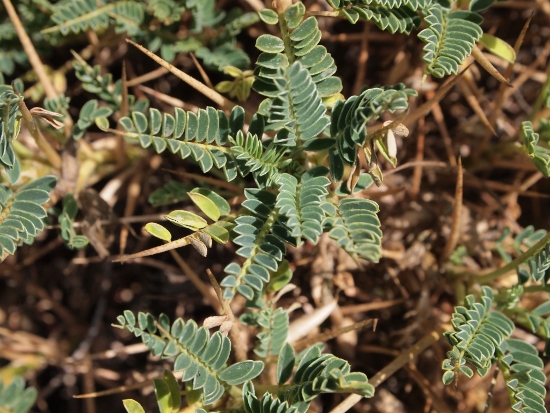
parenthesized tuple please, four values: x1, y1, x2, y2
(442, 287, 515, 383)
(0, 375, 37, 413)
(100, 5, 412, 413)
(522, 121, 550, 178)
(0, 85, 23, 183)
(0, 0, 258, 77)
(58, 194, 89, 250)
(443, 281, 550, 412)
(326, 0, 490, 78)
(116, 311, 373, 412)
(3, 1, 547, 413)
(493, 225, 550, 285)
(0, 176, 57, 259)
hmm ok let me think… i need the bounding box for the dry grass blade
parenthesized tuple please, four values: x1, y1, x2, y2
(73, 380, 153, 399)
(3, 0, 57, 99)
(17, 99, 62, 169)
(119, 171, 143, 255)
(328, 327, 444, 413)
(126, 39, 235, 110)
(471, 46, 512, 86)
(190, 53, 214, 89)
(169, 250, 220, 313)
(164, 169, 244, 194)
(489, 13, 532, 128)
(113, 236, 194, 262)
(137, 85, 199, 111)
(428, 96, 456, 166)
(339, 298, 404, 315)
(293, 319, 377, 353)
(410, 115, 425, 200)
(127, 66, 169, 87)
(206, 269, 247, 361)
(442, 157, 463, 261)
(458, 76, 497, 136)
(115, 61, 128, 168)
(287, 300, 338, 343)
(404, 67, 469, 127)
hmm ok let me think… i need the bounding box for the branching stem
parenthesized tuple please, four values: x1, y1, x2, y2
(476, 231, 550, 283)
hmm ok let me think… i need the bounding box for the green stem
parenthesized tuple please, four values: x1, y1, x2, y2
(528, 63, 550, 122)
(18, 99, 62, 170)
(476, 231, 550, 284)
(277, 10, 296, 65)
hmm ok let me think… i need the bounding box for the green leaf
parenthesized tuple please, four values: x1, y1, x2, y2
(95, 116, 110, 131)
(219, 360, 264, 385)
(533, 301, 550, 316)
(459, 365, 474, 378)
(189, 188, 231, 216)
(479, 34, 516, 64)
(469, 0, 496, 12)
(277, 342, 296, 384)
(153, 379, 172, 413)
(258, 9, 278, 25)
(442, 370, 455, 385)
(256, 34, 285, 53)
(13, 387, 37, 413)
(267, 259, 292, 292)
(188, 192, 221, 221)
(165, 210, 207, 230)
(122, 400, 146, 413)
(144, 223, 172, 242)
(202, 225, 230, 244)
(164, 370, 181, 412)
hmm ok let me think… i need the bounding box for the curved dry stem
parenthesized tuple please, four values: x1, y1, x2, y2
(126, 39, 235, 111)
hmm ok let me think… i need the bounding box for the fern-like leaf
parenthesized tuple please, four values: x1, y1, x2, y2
(517, 240, 550, 285)
(276, 166, 334, 245)
(230, 131, 290, 187)
(328, 84, 415, 181)
(255, 2, 342, 113)
(221, 189, 294, 302)
(499, 339, 547, 413)
(118, 106, 240, 179)
(281, 344, 374, 413)
(327, 0, 425, 33)
(0, 176, 57, 259)
(43, 0, 145, 35)
(240, 306, 289, 358)
(73, 56, 149, 112)
(418, 5, 483, 77)
(442, 287, 515, 383)
(324, 198, 382, 263)
(146, 0, 186, 24)
(256, 61, 333, 148)
(115, 311, 264, 405)
(522, 121, 550, 178)
(242, 382, 297, 413)
(59, 194, 89, 250)
(0, 88, 23, 183)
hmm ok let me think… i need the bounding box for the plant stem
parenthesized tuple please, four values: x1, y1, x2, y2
(3, 0, 57, 99)
(18, 100, 62, 170)
(476, 231, 550, 284)
(528, 61, 550, 122)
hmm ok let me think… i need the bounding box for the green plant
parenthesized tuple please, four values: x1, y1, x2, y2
(0, 375, 37, 413)
(2, 1, 550, 413)
(443, 224, 550, 411)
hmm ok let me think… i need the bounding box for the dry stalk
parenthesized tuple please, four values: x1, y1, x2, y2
(328, 327, 445, 413)
(442, 157, 464, 261)
(3, 0, 57, 99)
(126, 39, 235, 111)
